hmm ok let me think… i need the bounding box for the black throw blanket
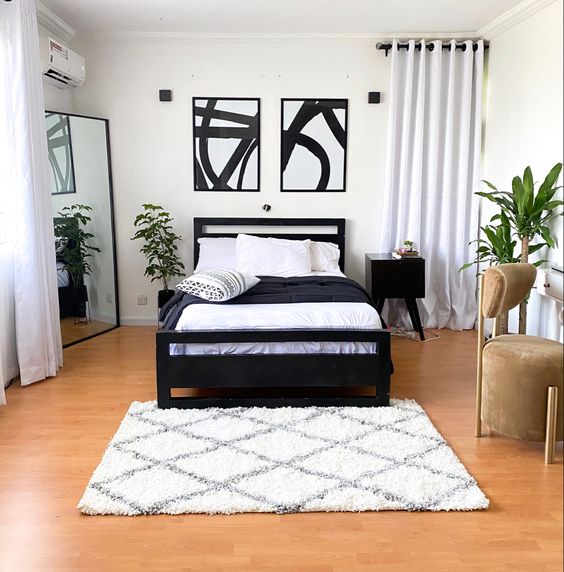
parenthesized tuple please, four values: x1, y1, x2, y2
(160, 276, 375, 330)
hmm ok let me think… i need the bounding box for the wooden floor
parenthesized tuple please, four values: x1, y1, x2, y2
(0, 327, 562, 572)
(60, 317, 116, 347)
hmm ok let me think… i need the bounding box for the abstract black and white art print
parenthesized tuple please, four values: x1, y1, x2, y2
(281, 99, 348, 192)
(45, 112, 76, 195)
(193, 98, 260, 192)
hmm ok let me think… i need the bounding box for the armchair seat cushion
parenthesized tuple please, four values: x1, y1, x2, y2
(482, 335, 563, 442)
(485, 334, 563, 363)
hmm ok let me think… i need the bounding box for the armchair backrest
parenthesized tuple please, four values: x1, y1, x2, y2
(482, 263, 537, 318)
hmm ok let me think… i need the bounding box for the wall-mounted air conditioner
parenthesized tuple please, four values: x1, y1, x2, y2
(41, 37, 85, 89)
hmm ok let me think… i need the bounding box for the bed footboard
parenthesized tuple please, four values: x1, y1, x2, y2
(156, 329, 391, 409)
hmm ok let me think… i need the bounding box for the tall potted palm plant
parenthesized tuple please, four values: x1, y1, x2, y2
(131, 204, 185, 308)
(478, 163, 563, 333)
(460, 213, 521, 333)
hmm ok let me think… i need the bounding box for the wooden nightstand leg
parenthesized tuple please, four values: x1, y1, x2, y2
(405, 298, 425, 341)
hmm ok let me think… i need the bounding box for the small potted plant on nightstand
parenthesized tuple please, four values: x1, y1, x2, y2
(403, 240, 414, 253)
(393, 240, 419, 258)
(131, 203, 185, 309)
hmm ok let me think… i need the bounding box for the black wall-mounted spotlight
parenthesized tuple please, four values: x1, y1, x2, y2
(368, 92, 381, 104)
(262, 204, 271, 212)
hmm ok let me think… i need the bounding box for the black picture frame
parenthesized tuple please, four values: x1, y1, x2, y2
(192, 97, 260, 192)
(46, 112, 77, 195)
(280, 98, 348, 193)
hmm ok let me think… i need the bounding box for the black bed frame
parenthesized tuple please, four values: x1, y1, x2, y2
(156, 218, 391, 409)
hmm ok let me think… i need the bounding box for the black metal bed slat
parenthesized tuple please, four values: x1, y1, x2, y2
(199, 233, 340, 242)
(163, 354, 386, 388)
(166, 396, 389, 409)
(157, 329, 385, 344)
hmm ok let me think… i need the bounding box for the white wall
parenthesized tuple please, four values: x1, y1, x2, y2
(71, 38, 391, 323)
(483, 0, 563, 340)
(43, 81, 71, 113)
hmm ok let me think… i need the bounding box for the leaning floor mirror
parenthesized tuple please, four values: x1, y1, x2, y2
(46, 111, 119, 347)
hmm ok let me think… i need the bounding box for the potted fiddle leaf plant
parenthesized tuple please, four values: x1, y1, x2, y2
(477, 162, 563, 333)
(131, 203, 185, 309)
(54, 204, 101, 320)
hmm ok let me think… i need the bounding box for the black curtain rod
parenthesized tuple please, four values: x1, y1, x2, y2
(376, 41, 488, 57)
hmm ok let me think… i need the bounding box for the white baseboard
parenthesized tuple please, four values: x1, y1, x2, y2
(91, 312, 118, 325)
(119, 317, 158, 326)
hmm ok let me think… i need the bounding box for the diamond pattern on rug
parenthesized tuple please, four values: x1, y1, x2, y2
(119, 430, 210, 460)
(237, 428, 328, 462)
(298, 446, 395, 480)
(174, 447, 272, 481)
(78, 399, 489, 515)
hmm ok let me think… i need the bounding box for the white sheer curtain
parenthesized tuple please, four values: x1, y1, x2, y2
(0, 0, 63, 403)
(379, 39, 484, 330)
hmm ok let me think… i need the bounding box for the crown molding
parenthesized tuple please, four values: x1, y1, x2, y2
(43, 0, 557, 46)
(36, 1, 75, 44)
(79, 30, 479, 45)
(477, 0, 558, 39)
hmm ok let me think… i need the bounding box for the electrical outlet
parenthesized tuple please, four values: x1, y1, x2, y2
(137, 295, 148, 306)
(106, 294, 113, 303)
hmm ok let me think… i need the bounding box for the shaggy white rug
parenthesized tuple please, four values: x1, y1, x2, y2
(78, 400, 489, 515)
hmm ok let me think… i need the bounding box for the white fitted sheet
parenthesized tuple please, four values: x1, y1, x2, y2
(171, 302, 382, 356)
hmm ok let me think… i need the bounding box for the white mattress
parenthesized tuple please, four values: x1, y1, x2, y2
(171, 302, 382, 356)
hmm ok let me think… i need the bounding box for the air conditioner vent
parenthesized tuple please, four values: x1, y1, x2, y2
(40, 37, 85, 89)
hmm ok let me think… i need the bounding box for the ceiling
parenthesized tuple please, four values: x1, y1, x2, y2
(40, 0, 525, 36)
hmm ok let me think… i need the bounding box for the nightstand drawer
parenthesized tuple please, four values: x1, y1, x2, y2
(365, 255, 425, 299)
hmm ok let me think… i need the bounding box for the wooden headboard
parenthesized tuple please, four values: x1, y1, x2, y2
(193, 217, 346, 272)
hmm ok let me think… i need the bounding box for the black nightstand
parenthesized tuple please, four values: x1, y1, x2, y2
(365, 253, 426, 340)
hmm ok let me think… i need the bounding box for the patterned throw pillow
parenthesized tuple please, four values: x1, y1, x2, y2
(176, 270, 260, 302)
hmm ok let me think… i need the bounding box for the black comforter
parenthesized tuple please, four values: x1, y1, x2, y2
(160, 276, 374, 330)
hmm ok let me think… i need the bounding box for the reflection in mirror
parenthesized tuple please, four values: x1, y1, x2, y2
(46, 112, 76, 195)
(46, 112, 119, 347)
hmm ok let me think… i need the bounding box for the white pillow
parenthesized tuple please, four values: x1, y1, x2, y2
(310, 241, 341, 273)
(236, 234, 312, 277)
(194, 237, 236, 273)
(176, 270, 259, 302)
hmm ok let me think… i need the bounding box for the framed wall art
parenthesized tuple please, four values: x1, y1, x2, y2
(193, 97, 260, 192)
(281, 99, 348, 192)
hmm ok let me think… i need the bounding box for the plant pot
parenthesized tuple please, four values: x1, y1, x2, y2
(158, 289, 175, 309)
(74, 284, 89, 318)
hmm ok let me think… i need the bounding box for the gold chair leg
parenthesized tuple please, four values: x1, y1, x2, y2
(475, 274, 485, 438)
(545, 386, 558, 464)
